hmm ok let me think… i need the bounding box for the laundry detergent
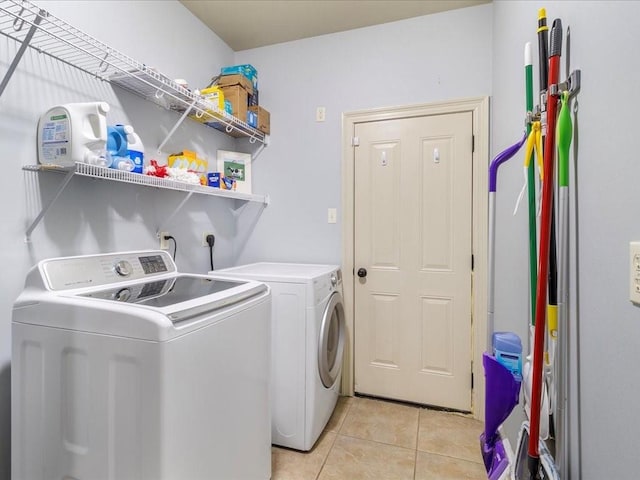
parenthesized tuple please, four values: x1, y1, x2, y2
(37, 102, 110, 167)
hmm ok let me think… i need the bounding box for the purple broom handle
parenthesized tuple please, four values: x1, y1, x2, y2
(489, 133, 527, 192)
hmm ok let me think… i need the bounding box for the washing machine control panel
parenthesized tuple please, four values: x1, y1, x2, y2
(41, 251, 176, 291)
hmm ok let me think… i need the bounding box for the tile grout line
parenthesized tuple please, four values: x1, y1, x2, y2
(336, 431, 420, 452)
(315, 397, 357, 480)
(413, 408, 421, 480)
(315, 431, 339, 480)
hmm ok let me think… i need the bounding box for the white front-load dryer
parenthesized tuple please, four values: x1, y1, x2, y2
(213, 263, 346, 451)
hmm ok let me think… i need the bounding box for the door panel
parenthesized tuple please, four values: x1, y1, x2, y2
(354, 112, 473, 411)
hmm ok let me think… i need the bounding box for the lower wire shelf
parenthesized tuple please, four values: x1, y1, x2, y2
(23, 162, 269, 241)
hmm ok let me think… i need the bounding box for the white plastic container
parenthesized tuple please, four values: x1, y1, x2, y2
(37, 102, 110, 167)
(124, 125, 145, 174)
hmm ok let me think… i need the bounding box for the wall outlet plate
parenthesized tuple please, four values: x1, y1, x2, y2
(159, 232, 170, 250)
(328, 208, 337, 224)
(202, 232, 215, 247)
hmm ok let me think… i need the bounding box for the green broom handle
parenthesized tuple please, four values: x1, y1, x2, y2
(525, 42, 537, 325)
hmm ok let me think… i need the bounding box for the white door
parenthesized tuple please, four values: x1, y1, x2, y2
(353, 112, 473, 411)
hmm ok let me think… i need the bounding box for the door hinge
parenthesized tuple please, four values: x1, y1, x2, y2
(471, 254, 474, 271)
(471, 372, 474, 389)
(352, 136, 360, 147)
(472, 135, 475, 153)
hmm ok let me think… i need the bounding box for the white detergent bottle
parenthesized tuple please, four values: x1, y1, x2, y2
(37, 102, 110, 167)
(124, 125, 145, 174)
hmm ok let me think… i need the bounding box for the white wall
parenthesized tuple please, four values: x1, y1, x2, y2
(0, 4, 493, 477)
(0, 2, 256, 477)
(491, 1, 640, 478)
(233, 4, 493, 264)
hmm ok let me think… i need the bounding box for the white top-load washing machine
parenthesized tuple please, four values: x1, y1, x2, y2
(12, 250, 271, 480)
(213, 263, 345, 451)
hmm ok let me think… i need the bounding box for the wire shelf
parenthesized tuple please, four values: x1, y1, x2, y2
(0, 0, 267, 143)
(23, 163, 269, 204)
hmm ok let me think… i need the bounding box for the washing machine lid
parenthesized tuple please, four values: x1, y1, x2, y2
(215, 262, 340, 283)
(16, 251, 268, 330)
(77, 274, 264, 323)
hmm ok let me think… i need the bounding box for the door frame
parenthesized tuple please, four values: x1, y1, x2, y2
(341, 96, 489, 420)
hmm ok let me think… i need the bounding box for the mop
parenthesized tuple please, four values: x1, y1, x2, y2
(481, 133, 526, 480)
(514, 13, 582, 478)
(520, 8, 553, 445)
(555, 89, 572, 478)
(527, 17, 562, 479)
(555, 25, 581, 472)
(516, 42, 550, 444)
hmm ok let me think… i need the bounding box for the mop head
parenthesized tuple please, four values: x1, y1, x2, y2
(480, 431, 512, 480)
(481, 353, 521, 478)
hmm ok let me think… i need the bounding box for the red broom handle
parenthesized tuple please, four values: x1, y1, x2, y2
(528, 18, 562, 463)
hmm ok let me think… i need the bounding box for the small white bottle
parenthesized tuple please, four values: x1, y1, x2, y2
(124, 125, 145, 174)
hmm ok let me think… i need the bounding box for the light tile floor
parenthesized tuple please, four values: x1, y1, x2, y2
(271, 396, 487, 480)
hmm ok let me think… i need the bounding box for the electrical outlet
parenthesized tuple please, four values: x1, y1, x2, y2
(159, 231, 170, 250)
(631, 242, 640, 304)
(202, 232, 215, 247)
(316, 106, 326, 122)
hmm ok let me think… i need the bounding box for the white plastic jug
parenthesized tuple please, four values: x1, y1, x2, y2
(124, 125, 144, 174)
(37, 102, 110, 167)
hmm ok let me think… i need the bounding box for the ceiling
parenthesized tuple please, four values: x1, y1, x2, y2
(180, 0, 491, 51)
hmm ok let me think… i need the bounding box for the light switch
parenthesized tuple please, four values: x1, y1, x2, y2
(328, 208, 337, 224)
(630, 242, 640, 304)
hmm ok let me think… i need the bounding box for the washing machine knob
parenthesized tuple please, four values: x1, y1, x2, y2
(114, 288, 131, 302)
(114, 260, 133, 277)
(330, 274, 337, 287)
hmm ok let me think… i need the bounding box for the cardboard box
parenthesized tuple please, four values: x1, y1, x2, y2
(220, 85, 248, 126)
(249, 106, 270, 134)
(189, 86, 225, 124)
(220, 64, 258, 90)
(217, 74, 253, 95)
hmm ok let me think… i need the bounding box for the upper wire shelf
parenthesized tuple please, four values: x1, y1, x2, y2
(0, 0, 267, 143)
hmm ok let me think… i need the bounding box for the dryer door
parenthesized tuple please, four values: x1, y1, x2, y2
(318, 292, 346, 388)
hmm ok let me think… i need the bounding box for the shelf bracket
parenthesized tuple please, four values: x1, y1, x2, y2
(25, 168, 75, 242)
(157, 98, 198, 154)
(251, 142, 266, 161)
(0, 8, 45, 98)
(230, 194, 269, 217)
(156, 191, 194, 233)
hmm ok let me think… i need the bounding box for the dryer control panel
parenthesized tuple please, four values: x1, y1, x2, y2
(313, 268, 342, 304)
(40, 250, 176, 291)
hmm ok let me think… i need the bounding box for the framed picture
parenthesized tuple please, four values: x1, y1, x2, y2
(216, 150, 252, 194)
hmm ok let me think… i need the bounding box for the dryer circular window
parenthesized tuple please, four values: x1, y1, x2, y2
(318, 291, 346, 388)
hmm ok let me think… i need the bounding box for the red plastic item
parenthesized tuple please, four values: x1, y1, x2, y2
(146, 159, 168, 178)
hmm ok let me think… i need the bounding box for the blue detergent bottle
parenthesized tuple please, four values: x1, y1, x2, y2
(107, 125, 134, 171)
(492, 332, 523, 382)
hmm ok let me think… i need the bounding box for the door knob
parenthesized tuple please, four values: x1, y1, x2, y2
(357, 268, 367, 278)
